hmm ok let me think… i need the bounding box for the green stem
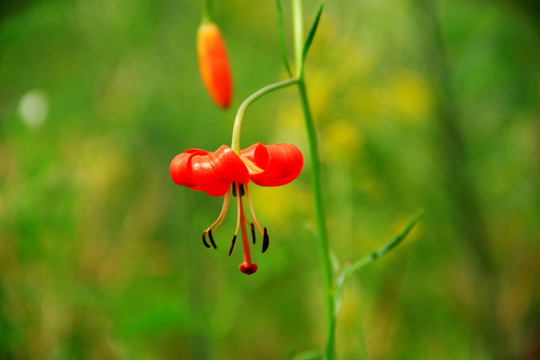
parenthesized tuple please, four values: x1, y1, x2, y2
(202, 0, 211, 23)
(292, 1, 335, 359)
(293, 0, 304, 76)
(297, 80, 336, 360)
(231, 78, 299, 153)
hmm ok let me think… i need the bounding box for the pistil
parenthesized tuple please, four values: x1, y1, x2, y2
(235, 182, 257, 275)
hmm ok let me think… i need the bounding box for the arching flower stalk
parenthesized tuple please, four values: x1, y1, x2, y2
(170, 142, 303, 275)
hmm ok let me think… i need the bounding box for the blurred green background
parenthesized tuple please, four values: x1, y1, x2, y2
(1, 0, 539, 359)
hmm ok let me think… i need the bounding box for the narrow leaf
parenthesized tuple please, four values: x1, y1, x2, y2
(276, 0, 293, 77)
(301, 1, 324, 61)
(291, 350, 325, 360)
(346, 209, 424, 277)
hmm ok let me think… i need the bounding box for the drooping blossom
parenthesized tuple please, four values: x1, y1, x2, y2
(170, 143, 303, 275)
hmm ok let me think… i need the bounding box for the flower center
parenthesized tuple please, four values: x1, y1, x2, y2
(201, 182, 269, 275)
(239, 155, 263, 175)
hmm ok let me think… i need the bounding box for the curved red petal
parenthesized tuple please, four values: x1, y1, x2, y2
(210, 145, 250, 184)
(170, 149, 208, 189)
(191, 145, 249, 196)
(241, 143, 303, 187)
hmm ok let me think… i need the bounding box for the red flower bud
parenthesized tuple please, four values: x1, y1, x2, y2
(197, 22, 233, 108)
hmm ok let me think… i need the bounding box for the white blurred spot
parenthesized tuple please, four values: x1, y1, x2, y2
(18, 90, 48, 129)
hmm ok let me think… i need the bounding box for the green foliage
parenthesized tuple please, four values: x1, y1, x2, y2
(1, 0, 540, 359)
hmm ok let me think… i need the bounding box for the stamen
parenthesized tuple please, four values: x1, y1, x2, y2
(250, 222, 256, 244)
(262, 227, 269, 253)
(201, 191, 232, 251)
(244, 185, 265, 236)
(201, 231, 211, 248)
(204, 191, 231, 234)
(234, 188, 242, 237)
(228, 235, 237, 256)
(208, 229, 217, 249)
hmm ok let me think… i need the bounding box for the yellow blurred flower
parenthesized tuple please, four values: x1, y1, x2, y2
(250, 183, 310, 229)
(322, 120, 362, 162)
(387, 69, 432, 122)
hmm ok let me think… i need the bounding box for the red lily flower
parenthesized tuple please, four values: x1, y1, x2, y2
(197, 22, 233, 108)
(170, 143, 303, 275)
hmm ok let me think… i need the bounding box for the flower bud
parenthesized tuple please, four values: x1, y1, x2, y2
(197, 22, 233, 108)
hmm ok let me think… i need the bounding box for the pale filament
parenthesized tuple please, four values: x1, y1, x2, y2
(244, 185, 264, 236)
(233, 186, 242, 237)
(205, 190, 231, 233)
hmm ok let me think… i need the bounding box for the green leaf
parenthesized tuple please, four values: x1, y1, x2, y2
(346, 209, 424, 277)
(334, 209, 424, 315)
(291, 350, 325, 360)
(276, 0, 293, 77)
(301, 1, 324, 61)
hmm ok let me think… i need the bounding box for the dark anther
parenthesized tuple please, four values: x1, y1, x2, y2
(202, 232, 211, 248)
(262, 227, 269, 253)
(250, 223, 256, 244)
(231, 183, 245, 197)
(208, 229, 217, 249)
(228, 235, 237, 256)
